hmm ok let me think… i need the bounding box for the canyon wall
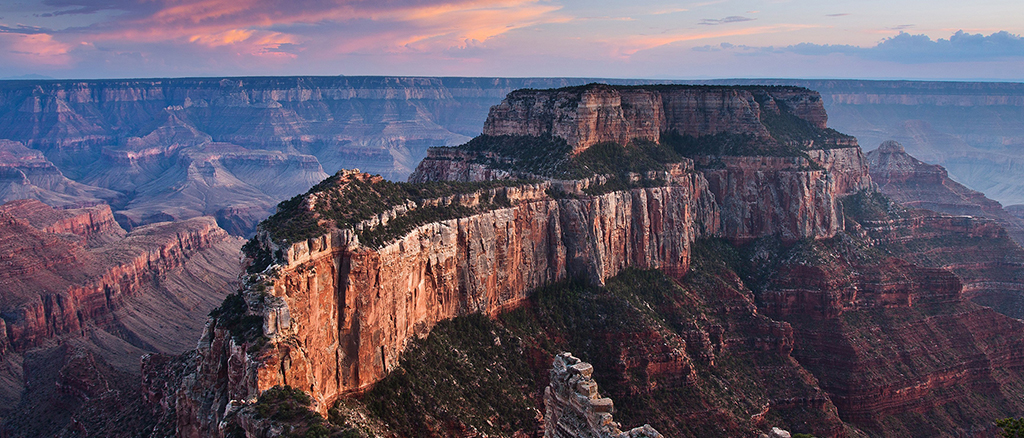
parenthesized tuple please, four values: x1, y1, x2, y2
(177, 169, 721, 436)
(0, 140, 121, 208)
(481, 85, 832, 153)
(5, 77, 1022, 232)
(749, 203, 1024, 435)
(865, 139, 1024, 246)
(0, 199, 244, 436)
(0, 200, 233, 352)
(173, 85, 877, 437)
(0, 77, 602, 233)
(705, 79, 1024, 206)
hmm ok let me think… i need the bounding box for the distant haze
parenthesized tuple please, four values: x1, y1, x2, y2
(0, 0, 1023, 80)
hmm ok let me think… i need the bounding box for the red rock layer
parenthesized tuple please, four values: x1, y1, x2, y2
(0, 200, 231, 353)
(701, 156, 843, 242)
(757, 213, 1024, 436)
(865, 140, 1024, 246)
(481, 84, 833, 153)
(176, 173, 721, 436)
(177, 141, 876, 437)
(0, 199, 124, 246)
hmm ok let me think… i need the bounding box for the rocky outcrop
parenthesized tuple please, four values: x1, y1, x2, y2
(544, 353, 662, 438)
(482, 85, 834, 153)
(175, 169, 721, 436)
(866, 140, 1024, 246)
(172, 85, 880, 437)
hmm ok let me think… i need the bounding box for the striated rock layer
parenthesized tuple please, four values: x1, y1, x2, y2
(172, 85, 875, 437)
(0, 198, 244, 436)
(749, 200, 1024, 436)
(0, 200, 232, 352)
(176, 170, 723, 437)
(481, 84, 832, 153)
(866, 140, 1024, 246)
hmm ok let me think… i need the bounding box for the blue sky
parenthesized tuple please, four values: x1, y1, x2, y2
(1, 0, 1022, 80)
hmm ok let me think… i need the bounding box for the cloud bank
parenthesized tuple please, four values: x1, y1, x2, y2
(784, 31, 1024, 63)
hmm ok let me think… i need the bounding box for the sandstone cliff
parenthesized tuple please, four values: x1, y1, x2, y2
(172, 84, 876, 437)
(480, 84, 838, 153)
(0, 199, 244, 436)
(176, 169, 721, 437)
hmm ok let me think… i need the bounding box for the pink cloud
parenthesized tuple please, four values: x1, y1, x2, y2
(0, 32, 72, 65)
(601, 24, 821, 57)
(83, 0, 563, 50)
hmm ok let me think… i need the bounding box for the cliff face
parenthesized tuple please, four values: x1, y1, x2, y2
(176, 170, 721, 436)
(700, 79, 1024, 206)
(866, 140, 1024, 246)
(169, 84, 880, 438)
(746, 198, 1024, 436)
(482, 85, 832, 153)
(0, 200, 233, 352)
(482, 86, 665, 153)
(701, 156, 840, 242)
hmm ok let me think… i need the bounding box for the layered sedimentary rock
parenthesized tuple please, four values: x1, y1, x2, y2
(0, 198, 244, 436)
(110, 141, 329, 235)
(703, 79, 1024, 206)
(173, 84, 876, 437)
(0, 140, 121, 208)
(701, 156, 842, 242)
(176, 169, 721, 436)
(544, 353, 662, 438)
(482, 85, 834, 153)
(750, 204, 1024, 436)
(866, 140, 1024, 245)
(0, 199, 236, 352)
(0, 199, 123, 246)
(6, 77, 1024, 232)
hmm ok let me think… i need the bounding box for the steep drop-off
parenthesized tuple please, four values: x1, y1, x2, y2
(866, 139, 1024, 246)
(164, 84, 882, 438)
(5, 77, 1024, 232)
(0, 77, 643, 233)
(131, 82, 1024, 438)
(0, 199, 243, 436)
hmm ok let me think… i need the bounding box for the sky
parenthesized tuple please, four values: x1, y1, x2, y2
(1, 0, 1023, 80)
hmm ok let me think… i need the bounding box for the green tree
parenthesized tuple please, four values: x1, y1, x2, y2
(997, 418, 1024, 438)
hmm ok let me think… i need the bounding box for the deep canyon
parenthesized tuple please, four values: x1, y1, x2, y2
(2, 78, 1024, 437)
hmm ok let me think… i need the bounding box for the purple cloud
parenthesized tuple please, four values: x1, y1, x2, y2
(699, 16, 756, 25)
(708, 31, 1024, 63)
